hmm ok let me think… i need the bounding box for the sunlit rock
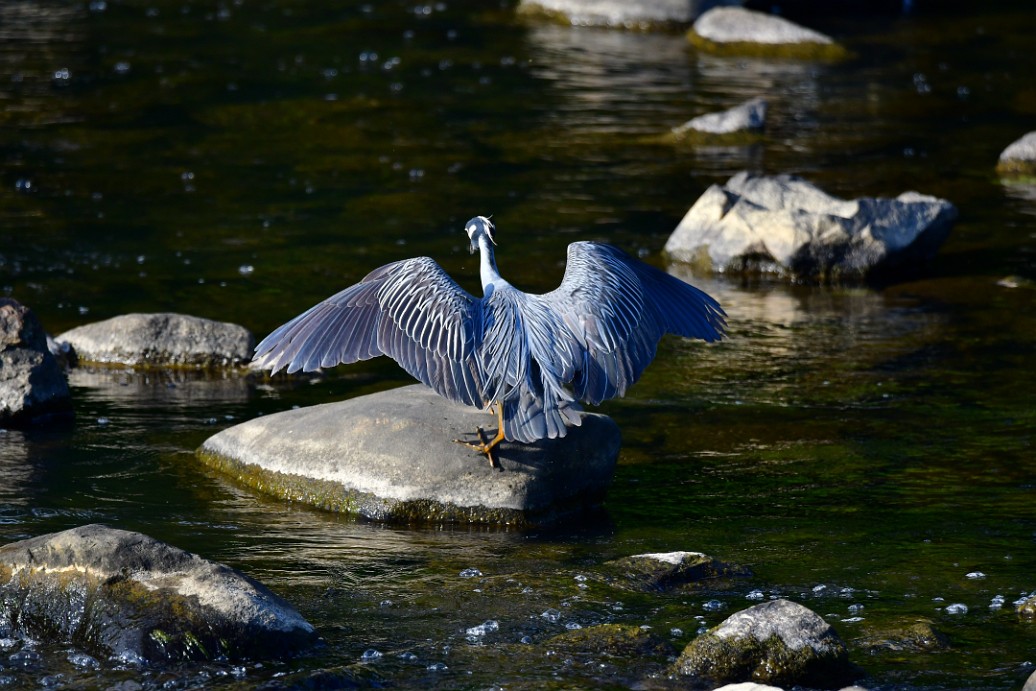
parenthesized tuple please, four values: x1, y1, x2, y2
(0, 298, 72, 426)
(601, 550, 751, 592)
(197, 384, 620, 526)
(689, 7, 847, 60)
(665, 171, 958, 283)
(674, 599, 858, 687)
(996, 131, 1036, 176)
(517, 0, 735, 29)
(56, 312, 254, 368)
(0, 524, 317, 664)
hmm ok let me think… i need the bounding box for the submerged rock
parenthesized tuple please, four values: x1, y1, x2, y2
(198, 384, 620, 526)
(545, 623, 675, 658)
(674, 599, 857, 687)
(602, 551, 750, 592)
(56, 312, 254, 368)
(517, 0, 734, 29)
(0, 524, 317, 664)
(0, 298, 73, 426)
(664, 171, 958, 283)
(996, 131, 1036, 176)
(854, 618, 949, 653)
(688, 6, 847, 60)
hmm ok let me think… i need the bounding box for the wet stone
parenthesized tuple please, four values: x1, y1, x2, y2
(601, 551, 751, 592)
(55, 312, 254, 368)
(674, 599, 858, 688)
(0, 524, 317, 664)
(197, 384, 621, 527)
(665, 171, 958, 283)
(0, 298, 73, 427)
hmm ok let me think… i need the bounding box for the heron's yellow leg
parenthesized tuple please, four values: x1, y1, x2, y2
(454, 403, 505, 467)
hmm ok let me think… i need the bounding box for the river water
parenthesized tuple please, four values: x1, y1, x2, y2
(1, 1, 1035, 688)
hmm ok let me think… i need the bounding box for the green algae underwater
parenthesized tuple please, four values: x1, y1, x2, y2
(2, 0, 1036, 688)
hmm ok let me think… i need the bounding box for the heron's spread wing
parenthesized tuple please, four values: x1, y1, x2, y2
(252, 257, 486, 407)
(537, 241, 726, 405)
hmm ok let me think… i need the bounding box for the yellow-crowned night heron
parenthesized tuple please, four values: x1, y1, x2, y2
(253, 216, 725, 464)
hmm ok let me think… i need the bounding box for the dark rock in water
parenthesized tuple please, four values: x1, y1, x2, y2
(602, 551, 751, 592)
(197, 384, 620, 527)
(665, 171, 958, 283)
(997, 131, 1036, 176)
(516, 0, 733, 29)
(0, 298, 73, 426)
(0, 524, 317, 664)
(674, 599, 857, 688)
(688, 6, 848, 60)
(55, 312, 254, 368)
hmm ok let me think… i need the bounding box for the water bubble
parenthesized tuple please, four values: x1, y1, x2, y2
(573, 574, 587, 582)
(945, 603, 968, 615)
(379, 599, 392, 608)
(426, 662, 447, 672)
(913, 72, 931, 94)
(965, 571, 986, 580)
(841, 616, 865, 623)
(408, 168, 424, 181)
(53, 68, 71, 81)
(519, 635, 532, 644)
(114, 61, 131, 75)
(360, 649, 382, 662)
(812, 584, 827, 594)
(459, 567, 482, 578)
(238, 264, 255, 276)
(541, 608, 562, 623)
(564, 622, 582, 630)
(848, 603, 864, 614)
(398, 651, 418, 662)
(746, 589, 765, 600)
(14, 179, 33, 193)
(89, 0, 108, 10)
(96, 417, 110, 426)
(990, 594, 1005, 610)
(670, 627, 683, 637)
(702, 599, 724, 612)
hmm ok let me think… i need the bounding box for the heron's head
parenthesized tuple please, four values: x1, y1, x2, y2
(464, 215, 496, 254)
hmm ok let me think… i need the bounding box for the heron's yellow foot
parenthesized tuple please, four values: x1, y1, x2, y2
(453, 405, 505, 468)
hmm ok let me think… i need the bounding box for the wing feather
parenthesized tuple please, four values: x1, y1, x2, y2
(253, 257, 486, 408)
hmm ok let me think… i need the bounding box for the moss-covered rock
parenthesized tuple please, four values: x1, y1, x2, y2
(997, 131, 1036, 177)
(854, 618, 949, 654)
(545, 623, 676, 659)
(673, 599, 857, 688)
(0, 524, 317, 664)
(602, 551, 751, 592)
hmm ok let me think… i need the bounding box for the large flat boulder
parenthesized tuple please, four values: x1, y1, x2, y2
(0, 298, 72, 426)
(56, 312, 254, 368)
(665, 171, 958, 283)
(198, 385, 621, 526)
(0, 524, 317, 664)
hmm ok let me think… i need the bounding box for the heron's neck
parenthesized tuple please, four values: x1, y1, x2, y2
(477, 234, 503, 291)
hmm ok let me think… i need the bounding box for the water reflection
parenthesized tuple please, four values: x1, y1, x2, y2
(0, 429, 32, 508)
(67, 366, 251, 408)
